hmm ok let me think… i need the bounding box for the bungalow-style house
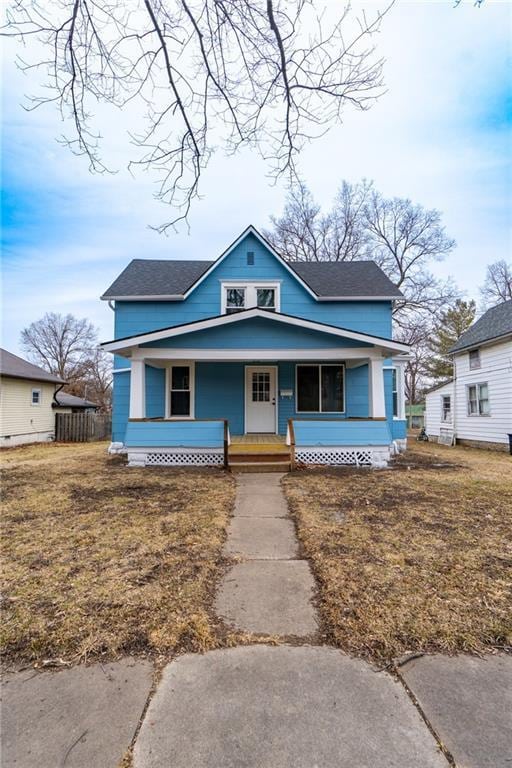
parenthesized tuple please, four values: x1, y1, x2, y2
(0, 348, 65, 447)
(425, 299, 512, 451)
(101, 226, 410, 469)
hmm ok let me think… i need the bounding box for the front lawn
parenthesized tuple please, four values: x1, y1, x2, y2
(1, 442, 235, 667)
(283, 441, 512, 662)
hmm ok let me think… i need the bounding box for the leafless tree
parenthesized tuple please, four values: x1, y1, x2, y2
(4, 1, 392, 229)
(480, 260, 512, 309)
(21, 312, 97, 381)
(68, 347, 113, 411)
(395, 320, 433, 405)
(362, 190, 457, 327)
(265, 179, 371, 261)
(266, 181, 458, 323)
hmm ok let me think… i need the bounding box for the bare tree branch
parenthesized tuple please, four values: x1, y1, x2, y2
(3, 0, 392, 229)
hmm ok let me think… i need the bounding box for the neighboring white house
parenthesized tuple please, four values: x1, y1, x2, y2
(425, 300, 512, 452)
(0, 349, 65, 447)
(53, 392, 99, 414)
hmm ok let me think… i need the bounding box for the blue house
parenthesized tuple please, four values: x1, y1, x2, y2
(101, 226, 409, 468)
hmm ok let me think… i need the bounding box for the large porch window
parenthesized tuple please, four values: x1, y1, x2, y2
(167, 364, 194, 418)
(296, 364, 344, 413)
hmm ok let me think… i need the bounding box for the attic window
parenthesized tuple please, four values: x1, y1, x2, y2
(247, 251, 255, 265)
(469, 349, 481, 370)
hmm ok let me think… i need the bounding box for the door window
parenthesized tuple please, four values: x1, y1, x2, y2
(252, 371, 270, 402)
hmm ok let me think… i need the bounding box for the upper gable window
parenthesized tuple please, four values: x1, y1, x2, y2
(222, 282, 280, 314)
(469, 349, 481, 369)
(226, 287, 246, 314)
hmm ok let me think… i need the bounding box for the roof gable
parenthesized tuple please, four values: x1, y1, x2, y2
(449, 300, 512, 353)
(102, 307, 410, 355)
(100, 225, 403, 301)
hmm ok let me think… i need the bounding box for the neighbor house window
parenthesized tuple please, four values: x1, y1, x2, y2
(168, 364, 194, 418)
(469, 349, 481, 370)
(31, 389, 41, 405)
(296, 364, 344, 413)
(467, 383, 490, 416)
(225, 287, 246, 314)
(441, 395, 451, 422)
(222, 283, 280, 313)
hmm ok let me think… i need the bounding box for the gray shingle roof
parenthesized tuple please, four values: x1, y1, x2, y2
(0, 348, 65, 384)
(102, 259, 213, 298)
(449, 300, 512, 353)
(53, 392, 98, 409)
(101, 258, 402, 299)
(289, 261, 403, 298)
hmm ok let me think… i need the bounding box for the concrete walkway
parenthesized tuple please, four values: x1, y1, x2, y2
(214, 473, 318, 636)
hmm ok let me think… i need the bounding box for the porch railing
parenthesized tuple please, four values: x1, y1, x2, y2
(125, 418, 230, 467)
(287, 418, 391, 447)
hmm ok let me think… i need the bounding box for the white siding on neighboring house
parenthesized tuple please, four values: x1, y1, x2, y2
(0, 377, 58, 446)
(453, 339, 512, 447)
(425, 381, 454, 438)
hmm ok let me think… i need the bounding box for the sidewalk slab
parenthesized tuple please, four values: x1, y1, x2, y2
(225, 516, 297, 559)
(401, 654, 512, 768)
(215, 560, 317, 635)
(233, 492, 289, 518)
(1, 659, 152, 768)
(235, 473, 285, 488)
(133, 645, 447, 768)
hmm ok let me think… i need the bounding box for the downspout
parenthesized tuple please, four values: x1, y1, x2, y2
(53, 382, 66, 406)
(452, 355, 457, 446)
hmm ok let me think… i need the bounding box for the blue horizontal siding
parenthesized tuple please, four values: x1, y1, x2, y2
(391, 419, 407, 439)
(125, 420, 224, 448)
(140, 317, 370, 350)
(292, 419, 391, 446)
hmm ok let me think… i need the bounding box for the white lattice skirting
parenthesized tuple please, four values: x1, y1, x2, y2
(295, 445, 391, 468)
(127, 448, 224, 467)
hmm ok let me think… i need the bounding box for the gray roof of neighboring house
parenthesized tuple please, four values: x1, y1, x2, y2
(449, 300, 512, 353)
(0, 348, 65, 384)
(101, 258, 403, 300)
(53, 392, 98, 409)
(425, 379, 454, 395)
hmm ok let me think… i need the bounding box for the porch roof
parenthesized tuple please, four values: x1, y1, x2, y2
(101, 308, 410, 358)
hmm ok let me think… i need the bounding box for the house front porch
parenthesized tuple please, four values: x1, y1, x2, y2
(104, 309, 409, 468)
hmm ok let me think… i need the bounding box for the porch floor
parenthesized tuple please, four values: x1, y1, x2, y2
(231, 434, 286, 445)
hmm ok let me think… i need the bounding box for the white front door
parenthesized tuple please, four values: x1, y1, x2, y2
(245, 366, 277, 433)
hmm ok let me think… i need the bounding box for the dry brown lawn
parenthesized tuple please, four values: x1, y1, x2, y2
(283, 441, 512, 663)
(1, 442, 235, 667)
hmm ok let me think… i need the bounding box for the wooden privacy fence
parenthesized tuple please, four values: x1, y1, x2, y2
(55, 413, 112, 442)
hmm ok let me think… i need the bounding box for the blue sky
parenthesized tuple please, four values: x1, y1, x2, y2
(2, 1, 511, 355)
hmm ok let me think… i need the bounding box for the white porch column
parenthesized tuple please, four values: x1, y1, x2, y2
(368, 357, 386, 418)
(129, 358, 146, 419)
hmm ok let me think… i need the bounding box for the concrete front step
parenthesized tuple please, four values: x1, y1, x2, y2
(230, 461, 291, 473)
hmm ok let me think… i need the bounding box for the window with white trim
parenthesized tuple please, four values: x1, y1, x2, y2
(392, 369, 398, 418)
(441, 394, 451, 422)
(222, 283, 279, 314)
(467, 382, 490, 416)
(225, 287, 246, 314)
(296, 364, 344, 413)
(469, 349, 481, 370)
(168, 364, 194, 417)
(31, 388, 41, 405)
